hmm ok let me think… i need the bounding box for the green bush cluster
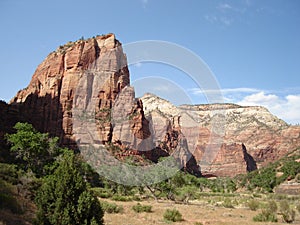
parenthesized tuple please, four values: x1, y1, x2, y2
(132, 203, 152, 213)
(253, 209, 278, 222)
(238, 152, 300, 192)
(1, 123, 104, 225)
(253, 200, 278, 222)
(279, 200, 295, 223)
(247, 199, 260, 211)
(100, 201, 124, 214)
(163, 208, 183, 222)
(0, 180, 22, 214)
(222, 198, 235, 208)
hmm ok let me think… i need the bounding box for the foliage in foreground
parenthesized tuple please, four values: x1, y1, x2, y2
(34, 151, 104, 225)
(163, 208, 183, 222)
(6, 122, 65, 177)
(279, 200, 295, 223)
(100, 201, 124, 214)
(132, 203, 152, 213)
(253, 201, 278, 222)
(253, 209, 278, 222)
(247, 199, 260, 211)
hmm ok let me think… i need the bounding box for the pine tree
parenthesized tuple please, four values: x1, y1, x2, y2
(35, 151, 104, 225)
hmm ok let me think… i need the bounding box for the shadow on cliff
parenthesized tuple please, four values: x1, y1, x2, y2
(243, 144, 257, 172)
(5, 93, 77, 149)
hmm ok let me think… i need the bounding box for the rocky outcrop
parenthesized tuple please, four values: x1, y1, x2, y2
(10, 34, 130, 147)
(7, 34, 200, 175)
(141, 94, 300, 177)
(6, 34, 300, 178)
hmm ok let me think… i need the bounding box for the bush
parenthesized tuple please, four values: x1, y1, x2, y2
(253, 209, 277, 222)
(163, 208, 183, 222)
(222, 198, 234, 208)
(91, 188, 112, 199)
(268, 200, 278, 213)
(0, 179, 22, 214)
(111, 195, 132, 201)
(247, 199, 260, 211)
(296, 203, 300, 214)
(0, 193, 22, 214)
(0, 163, 20, 184)
(132, 203, 152, 213)
(280, 200, 295, 223)
(35, 152, 104, 225)
(100, 201, 123, 214)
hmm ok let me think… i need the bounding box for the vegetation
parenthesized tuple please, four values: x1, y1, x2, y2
(247, 199, 260, 211)
(163, 208, 183, 222)
(132, 203, 152, 213)
(1, 122, 300, 224)
(253, 200, 278, 222)
(1, 123, 104, 225)
(100, 201, 124, 214)
(237, 151, 300, 192)
(6, 122, 65, 177)
(279, 200, 295, 223)
(34, 151, 104, 225)
(0, 179, 22, 214)
(253, 209, 278, 222)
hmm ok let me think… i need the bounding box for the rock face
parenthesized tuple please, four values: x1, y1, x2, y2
(141, 94, 300, 177)
(10, 34, 130, 147)
(5, 34, 300, 178)
(7, 34, 200, 175)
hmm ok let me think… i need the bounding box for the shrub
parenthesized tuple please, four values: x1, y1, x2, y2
(279, 200, 295, 223)
(0, 163, 20, 184)
(222, 198, 234, 208)
(163, 208, 183, 222)
(247, 199, 260, 211)
(100, 201, 123, 214)
(0, 179, 22, 214)
(296, 203, 300, 214)
(132, 203, 152, 213)
(253, 209, 277, 222)
(0, 193, 22, 214)
(268, 200, 278, 213)
(91, 188, 112, 199)
(35, 152, 104, 225)
(111, 195, 132, 201)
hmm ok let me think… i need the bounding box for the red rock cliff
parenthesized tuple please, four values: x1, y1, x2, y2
(10, 34, 130, 146)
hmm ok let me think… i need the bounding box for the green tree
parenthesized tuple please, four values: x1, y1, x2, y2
(6, 122, 63, 176)
(35, 151, 104, 225)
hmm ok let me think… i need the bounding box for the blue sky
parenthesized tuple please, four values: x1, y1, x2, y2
(0, 0, 299, 124)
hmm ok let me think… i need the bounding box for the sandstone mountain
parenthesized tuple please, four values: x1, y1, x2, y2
(141, 93, 300, 177)
(2, 33, 300, 178)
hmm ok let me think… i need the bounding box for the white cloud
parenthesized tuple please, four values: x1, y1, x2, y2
(141, 0, 148, 8)
(220, 17, 233, 26)
(238, 92, 300, 124)
(204, 15, 218, 24)
(238, 91, 279, 104)
(190, 88, 300, 124)
(218, 3, 233, 11)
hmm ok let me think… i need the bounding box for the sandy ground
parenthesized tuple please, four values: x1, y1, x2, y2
(103, 199, 299, 225)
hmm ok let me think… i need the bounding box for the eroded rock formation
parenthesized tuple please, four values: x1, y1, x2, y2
(141, 93, 300, 177)
(4, 34, 300, 178)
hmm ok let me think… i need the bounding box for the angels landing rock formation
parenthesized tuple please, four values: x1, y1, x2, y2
(8, 33, 200, 175)
(10, 34, 129, 147)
